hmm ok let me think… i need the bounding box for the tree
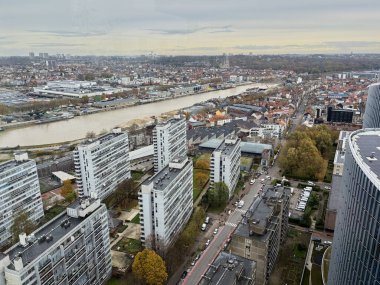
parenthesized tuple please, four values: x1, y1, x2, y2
(132, 249, 168, 285)
(80, 95, 89, 104)
(195, 159, 210, 170)
(60, 180, 77, 203)
(10, 209, 37, 243)
(103, 178, 137, 208)
(208, 182, 229, 208)
(194, 172, 209, 190)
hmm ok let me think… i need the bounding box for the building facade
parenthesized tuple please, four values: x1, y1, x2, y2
(363, 82, 380, 128)
(74, 128, 131, 200)
(210, 135, 241, 198)
(139, 156, 193, 251)
(230, 186, 290, 285)
(0, 153, 44, 246)
(325, 131, 350, 231)
(153, 117, 187, 173)
(328, 129, 380, 285)
(326, 106, 354, 123)
(0, 197, 111, 285)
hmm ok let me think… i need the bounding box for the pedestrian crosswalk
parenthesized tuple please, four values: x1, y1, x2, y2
(235, 208, 246, 214)
(225, 222, 238, 227)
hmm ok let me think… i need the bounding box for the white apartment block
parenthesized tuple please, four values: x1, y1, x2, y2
(210, 135, 241, 198)
(333, 131, 350, 176)
(153, 117, 187, 173)
(139, 156, 193, 251)
(74, 128, 131, 200)
(0, 152, 44, 246)
(250, 124, 284, 139)
(0, 197, 111, 285)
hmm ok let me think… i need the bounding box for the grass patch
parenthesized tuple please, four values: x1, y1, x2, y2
(131, 170, 144, 181)
(113, 238, 142, 254)
(311, 265, 323, 285)
(131, 213, 140, 224)
(240, 156, 253, 169)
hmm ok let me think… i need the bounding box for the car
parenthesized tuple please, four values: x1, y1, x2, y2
(205, 239, 210, 247)
(205, 216, 210, 224)
(324, 186, 331, 190)
(307, 181, 315, 186)
(223, 243, 228, 249)
(323, 240, 332, 245)
(181, 271, 188, 279)
(250, 179, 255, 185)
(213, 228, 218, 235)
(201, 223, 207, 231)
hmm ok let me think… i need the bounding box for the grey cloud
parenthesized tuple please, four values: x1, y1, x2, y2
(146, 25, 233, 35)
(29, 30, 107, 37)
(29, 43, 85, 47)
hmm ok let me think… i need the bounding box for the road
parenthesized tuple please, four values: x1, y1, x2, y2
(179, 83, 319, 284)
(183, 167, 280, 285)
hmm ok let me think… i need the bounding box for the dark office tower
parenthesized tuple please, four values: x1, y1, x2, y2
(363, 83, 380, 128)
(328, 129, 380, 285)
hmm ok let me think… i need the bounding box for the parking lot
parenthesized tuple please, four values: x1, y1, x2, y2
(289, 187, 307, 219)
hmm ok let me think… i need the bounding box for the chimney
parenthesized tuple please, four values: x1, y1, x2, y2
(19, 233, 27, 247)
(14, 257, 23, 271)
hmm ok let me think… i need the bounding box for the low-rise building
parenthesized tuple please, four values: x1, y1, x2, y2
(0, 197, 111, 285)
(139, 156, 193, 251)
(210, 135, 241, 198)
(0, 152, 44, 246)
(230, 186, 290, 285)
(200, 251, 256, 285)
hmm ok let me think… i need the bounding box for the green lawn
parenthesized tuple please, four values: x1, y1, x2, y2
(131, 213, 140, 224)
(240, 156, 253, 169)
(131, 170, 144, 181)
(113, 238, 142, 254)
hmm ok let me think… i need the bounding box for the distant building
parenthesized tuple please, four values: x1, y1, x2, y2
(139, 156, 193, 251)
(230, 186, 290, 285)
(0, 197, 112, 285)
(328, 129, 380, 285)
(325, 131, 350, 231)
(153, 117, 187, 173)
(29, 52, 34, 59)
(326, 106, 353, 123)
(199, 251, 256, 285)
(363, 82, 380, 128)
(74, 128, 131, 200)
(0, 152, 44, 245)
(210, 135, 241, 198)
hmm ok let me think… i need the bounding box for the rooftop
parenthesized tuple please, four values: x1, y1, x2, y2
(200, 139, 272, 155)
(199, 251, 256, 285)
(234, 186, 289, 239)
(5, 198, 102, 268)
(327, 175, 344, 211)
(79, 129, 125, 146)
(350, 129, 380, 184)
(0, 159, 32, 175)
(144, 156, 190, 191)
(214, 136, 240, 157)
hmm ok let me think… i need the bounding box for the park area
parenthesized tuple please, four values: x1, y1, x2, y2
(269, 228, 311, 285)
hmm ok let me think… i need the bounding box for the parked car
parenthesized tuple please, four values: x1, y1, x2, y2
(307, 181, 315, 186)
(205, 216, 210, 224)
(181, 271, 188, 279)
(205, 239, 210, 247)
(201, 223, 207, 231)
(250, 179, 256, 185)
(213, 228, 218, 235)
(324, 186, 331, 190)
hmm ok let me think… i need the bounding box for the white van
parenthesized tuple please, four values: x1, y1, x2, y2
(205, 217, 210, 224)
(201, 223, 207, 231)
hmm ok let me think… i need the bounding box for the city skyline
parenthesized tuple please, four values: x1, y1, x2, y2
(1, 0, 380, 56)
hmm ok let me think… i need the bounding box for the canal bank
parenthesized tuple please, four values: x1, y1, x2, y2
(0, 83, 276, 148)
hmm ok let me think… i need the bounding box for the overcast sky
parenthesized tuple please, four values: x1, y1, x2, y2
(0, 0, 379, 56)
